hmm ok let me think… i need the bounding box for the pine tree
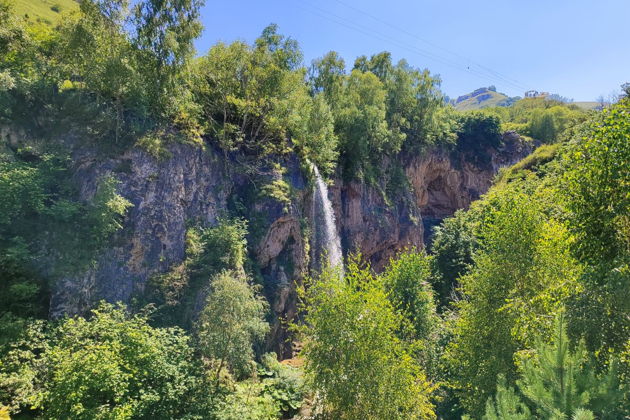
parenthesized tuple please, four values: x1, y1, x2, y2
(483, 375, 531, 420)
(516, 315, 623, 419)
(572, 408, 594, 420)
(480, 315, 625, 420)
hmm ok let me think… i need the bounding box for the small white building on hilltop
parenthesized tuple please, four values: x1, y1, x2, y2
(524, 90, 550, 98)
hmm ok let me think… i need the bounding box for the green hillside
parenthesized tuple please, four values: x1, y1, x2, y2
(573, 101, 601, 110)
(453, 87, 516, 111)
(12, 0, 77, 26)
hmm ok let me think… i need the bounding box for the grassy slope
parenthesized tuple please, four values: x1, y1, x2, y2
(12, 0, 78, 26)
(572, 101, 600, 110)
(494, 143, 560, 185)
(454, 90, 510, 111)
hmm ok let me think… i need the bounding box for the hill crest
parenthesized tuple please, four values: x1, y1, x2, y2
(453, 86, 519, 111)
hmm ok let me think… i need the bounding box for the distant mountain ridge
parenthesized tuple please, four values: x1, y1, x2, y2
(452, 86, 599, 111)
(452, 86, 520, 111)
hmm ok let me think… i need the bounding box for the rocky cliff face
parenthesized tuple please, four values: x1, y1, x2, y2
(50, 143, 232, 316)
(46, 131, 531, 357)
(335, 131, 532, 267)
(408, 132, 531, 219)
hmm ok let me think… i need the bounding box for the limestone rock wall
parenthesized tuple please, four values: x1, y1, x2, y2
(46, 131, 531, 356)
(334, 131, 532, 268)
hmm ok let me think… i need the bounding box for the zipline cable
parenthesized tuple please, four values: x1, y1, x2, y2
(293, 0, 531, 94)
(332, 0, 531, 91)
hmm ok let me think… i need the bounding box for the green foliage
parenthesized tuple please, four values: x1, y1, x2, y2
(516, 317, 624, 419)
(354, 52, 453, 151)
(562, 98, 630, 359)
(259, 165, 292, 213)
(437, 98, 629, 419)
(146, 218, 249, 326)
(208, 353, 304, 420)
(299, 257, 435, 419)
(483, 375, 531, 420)
(528, 109, 556, 142)
(621, 340, 630, 410)
(211, 380, 279, 420)
(197, 270, 269, 380)
(430, 209, 479, 309)
(455, 112, 502, 166)
(58, 0, 143, 118)
(130, 0, 203, 115)
(259, 178, 291, 211)
(527, 104, 587, 143)
(191, 218, 248, 279)
(135, 129, 173, 159)
(383, 249, 438, 341)
(0, 319, 48, 414)
(382, 250, 445, 384)
(292, 93, 338, 176)
(480, 317, 625, 420)
(3, 3, 630, 418)
(63, 0, 204, 118)
(0, 147, 131, 347)
(88, 176, 134, 244)
(445, 181, 581, 417)
(335, 69, 393, 178)
(2, 0, 205, 145)
(564, 98, 630, 266)
(321, 51, 451, 180)
(475, 97, 588, 143)
(257, 354, 304, 414)
(0, 157, 47, 227)
(47, 175, 132, 274)
(0, 152, 55, 334)
(309, 50, 345, 109)
(572, 408, 595, 420)
(309, 50, 452, 180)
(495, 143, 559, 185)
(192, 24, 339, 172)
(3, 1, 456, 181)
(0, 1, 47, 122)
(0, 303, 208, 418)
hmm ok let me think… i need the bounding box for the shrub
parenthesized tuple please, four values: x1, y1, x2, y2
(197, 270, 269, 380)
(0, 303, 208, 418)
(299, 257, 435, 419)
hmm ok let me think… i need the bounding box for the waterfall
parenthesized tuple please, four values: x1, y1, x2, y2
(311, 164, 343, 271)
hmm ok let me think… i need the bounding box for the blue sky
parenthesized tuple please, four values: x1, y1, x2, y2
(195, 0, 629, 101)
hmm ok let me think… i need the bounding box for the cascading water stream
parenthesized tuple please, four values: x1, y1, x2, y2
(311, 164, 343, 272)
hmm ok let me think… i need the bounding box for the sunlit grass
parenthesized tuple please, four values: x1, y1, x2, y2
(12, 0, 78, 26)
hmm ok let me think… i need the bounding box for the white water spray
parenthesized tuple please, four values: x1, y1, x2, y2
(311, 164, 343, 271)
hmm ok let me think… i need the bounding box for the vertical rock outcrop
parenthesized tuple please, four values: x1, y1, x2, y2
(46, 131, 531, 356)
(334, 131, 532, 268)
(51, 143, 232, 316)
